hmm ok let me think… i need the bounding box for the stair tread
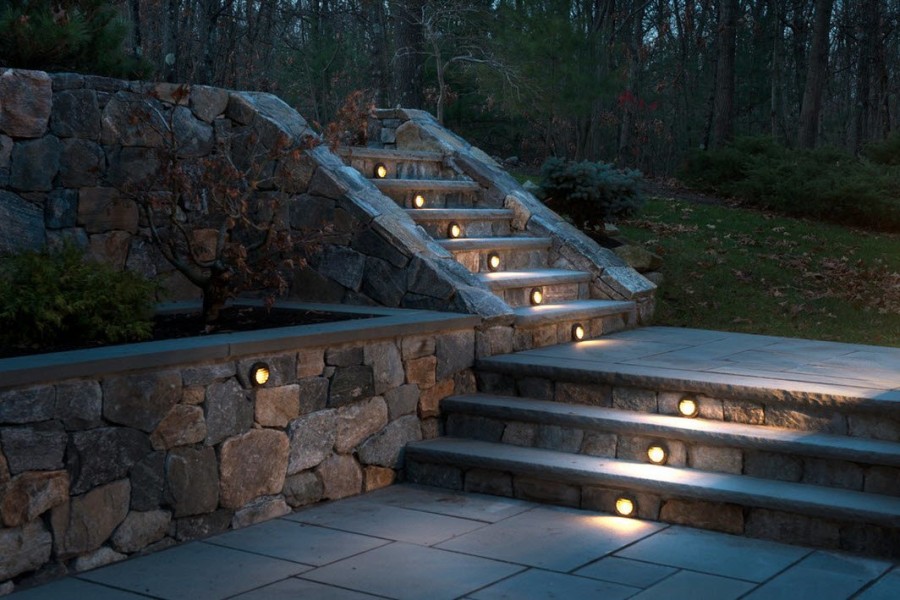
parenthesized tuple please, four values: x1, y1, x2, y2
(477, 269, 592, 289)
(338, 146, 446, 161)
(438, 237, 552, 251)
(407, 438, 900, 527)
(513, 300, 635, 325)
(443, 393, 900, 467)
(406, 208, 513, 221)
(372, 179, 481, 191)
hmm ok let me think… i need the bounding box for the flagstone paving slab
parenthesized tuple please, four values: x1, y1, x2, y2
(742, 551, 893, 600)
(857, 567, 900, 600)
(630, 570, 756, 600)
(468, 568, 639, 600)
(232, 577, 383, 599)
(573, 556, 679, 588)
(9, 578, 151, 599)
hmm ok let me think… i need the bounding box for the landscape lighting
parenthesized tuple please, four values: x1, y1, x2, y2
(250, 362, 270, 386)
(647, 444, 668, 465)
(487, 252, 501, 271)
(572, 324, 586, 341)
(615, 497, 636, 517)
(448, 222, 462, 238)
(678, 398, 699, 418)
(413, 194, 426, 208)
(374, 163, 388, 178)
(530, 287, 544, 305)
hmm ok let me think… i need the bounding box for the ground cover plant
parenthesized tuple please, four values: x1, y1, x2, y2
(618, 197, 900, 347)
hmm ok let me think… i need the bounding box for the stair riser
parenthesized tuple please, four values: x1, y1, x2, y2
(415, 219, 512, 239)
(384, 190, 482, 209)
(444, 413, 900, 497)
(405, 459, 900, 558)
(495, 281, 589, 307)
(474, 373, 900, 443)
(513, 314, 631, 351)
(348, 157, 458, 180)
(454, 248, 549, 273)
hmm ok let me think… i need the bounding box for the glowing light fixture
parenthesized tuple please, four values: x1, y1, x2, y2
(250, 362, 270, 387)
(572, 323, 586, 341)
(678, 397, 699, 418)
(647, 444, 668, 465)
(487, 252, 501, 271)
(615, 497, 636, 517)
(530, 287, 544, 305)
(374, 163, 388, 178)
(413, 194, 426, 208)
(448, 222, 462, 238)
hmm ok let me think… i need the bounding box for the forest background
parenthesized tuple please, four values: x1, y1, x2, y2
(2, 0, 899, 177)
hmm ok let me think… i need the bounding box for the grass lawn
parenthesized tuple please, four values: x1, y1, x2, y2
(617, 197, 900, 348)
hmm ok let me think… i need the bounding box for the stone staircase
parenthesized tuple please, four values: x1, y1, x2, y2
(337, 143, 638, 350)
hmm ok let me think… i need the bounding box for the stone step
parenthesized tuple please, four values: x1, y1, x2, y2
(405, 438, 900, 557)
(407, 209, 514, 238)
(510, 300, 637, 350)
(338, 146, 458, 180)
(438, 237, 552, 273)
(477, 269, 591, 307)
(441, 394, 900, 496)
(373, 179, 483, 209)
(338, 146, 445, 161)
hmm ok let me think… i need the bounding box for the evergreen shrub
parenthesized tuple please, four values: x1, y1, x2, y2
(539, 157, 644, 230)
(0, 244, 157, 349)
(679, 137, 900, 232)
(864, 132, 900, 166)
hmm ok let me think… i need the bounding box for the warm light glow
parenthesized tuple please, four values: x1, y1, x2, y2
(678, 398, 699, 418)
(374, 163, 388, 178)
(572, 323, 585, 341)
(530, 287, 544, 305)
(251, 363, 270, 386)
(647, 444, 667, 465)
(615, 497, 635, 517)
(413, 194, 426, 208)
(488, 253, 501, 271)
(448, 222, 462, 238)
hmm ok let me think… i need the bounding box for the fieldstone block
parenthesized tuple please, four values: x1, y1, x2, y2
(106, 145, 160, 188)
(745, 508, 840, 548)
(464, 469, 513, 497)
(723, 400, 764, 424)
(326, 345, 363, 368)
(0, 453, 8, 485)
(848, 415, 900, 442)
(297, 348, 325, 378)
(580, 432, 618, 457)
(231, 495, 290, 529)
(204, 378, 253, 446)
(0, 69, 52, 138)
(766, 407, 845, 434)
(513, 476, 580, 508)
(0, 520, 52, 581)
(475, 326, 515, 358)
(329, 365, 375, 407)
(357, 415, 422, 468)
(175, 510, 231, 541)
(190, 85, 230, 122)
(364, 466, 395, 491)
(282, 471, 323, 508)
(743, 451, 802, 482)
(316, 245, 366, 290)
(405, 356, 437, 387)
(43, 188, 77, 229)
(555, 382, 611, 406)
(129, 451, 165, 511)
(290, 194, 335, 230)
(446, 415, 504, 442)
(335, 397, 388, 453)
(385, 384, 419, 420)
(51, 479, 130, 557)
(0, 424, 67, 474)
(516, 377, 553, 401)
(689, 445, 742, 474)
(297, 376, 329, 414)
(435, 330, 475, 380)
(801, 458, 864, 491)
(182, 362, 236, 387)
(72, 546, 126, 572)
(110, 510, 170, 553)
(0, 470, 68, 527)
(219, 429, 289, 509)
(237, 354, 296, 388)
(502, 422, 537, 447)
(536, 424, 583, 453)
(150, 405, 207, 450)
(659, 499, 744, 534)
(165, 446, 218, 517)
(364, 341, 404, 394)
(0, 190, 45, 254)
(10, 135, 61, 191)
(405, 257, 454, 299)
(865, 466, 900, 496)
(697, 396, 725, 420)
(50, 89, 101, 139)
(362, 256, 405, 307)
(275, 150, 316, 193)
(405, 461, 462, 490)
(88, 230, 131, 269)
(68, 427, 151, 494)
(352, 227, 410, 269)
(316, 455, 363, 500)
(255, 384, 300, 428)
(612, 387, 657, 412)
(100, 92, 165, 147)
(0, 385, 55, 424)
(453, 369, 477, 395)
(287, 410, 337, 474)
(401, 336, 435, 360)
(172, 106, 214, 158)
(418, 378, 454, 418)
(103, 370, 181, 432)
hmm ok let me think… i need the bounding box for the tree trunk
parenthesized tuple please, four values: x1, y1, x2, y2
(392, 0, 425, 109)
(711, 0, 737, 149)
(797, 0, 834, 149)
(849, 0, 879, 154)
(618, 2, 645, 166)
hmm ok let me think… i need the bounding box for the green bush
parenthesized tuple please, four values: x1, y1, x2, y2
(679, 137, 900, 232)
(539, 157, 644, 229)
(0, 245, 157, 349)
(864, 133, 900, 166)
